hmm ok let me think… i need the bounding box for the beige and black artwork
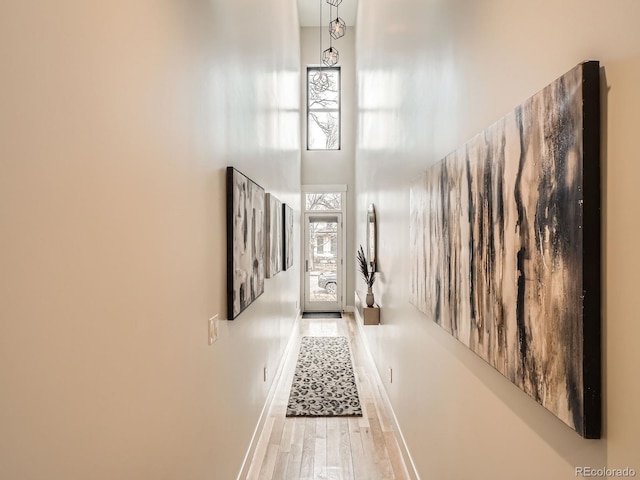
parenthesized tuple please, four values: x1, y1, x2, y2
(410, 62, 601, 438)
(227, 167, 266, 320)
(266, 193, 283, 278)
(283, 203, 294, 271)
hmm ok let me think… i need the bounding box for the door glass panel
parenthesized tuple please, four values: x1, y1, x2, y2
(307, 215, 339, 305)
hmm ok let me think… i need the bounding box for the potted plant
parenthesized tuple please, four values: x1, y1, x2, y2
(357, 245, 376, 307)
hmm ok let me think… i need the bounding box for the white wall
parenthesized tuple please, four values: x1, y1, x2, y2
(0, 1, 300, 479)
(355, 1, 640, 478)
(300, 27, 356, 309)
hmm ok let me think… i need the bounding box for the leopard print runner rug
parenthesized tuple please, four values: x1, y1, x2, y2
(286, 336, 362, 417)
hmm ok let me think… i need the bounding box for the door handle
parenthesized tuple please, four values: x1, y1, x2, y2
(305, 260, 309, 272)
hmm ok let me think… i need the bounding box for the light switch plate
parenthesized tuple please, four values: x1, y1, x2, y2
(208, 315, 219, 345)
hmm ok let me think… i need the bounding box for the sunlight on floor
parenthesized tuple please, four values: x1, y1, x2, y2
(306, 319, 341, 336)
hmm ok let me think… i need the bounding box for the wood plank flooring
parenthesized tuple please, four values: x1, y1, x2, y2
(243, 313, 414, 480)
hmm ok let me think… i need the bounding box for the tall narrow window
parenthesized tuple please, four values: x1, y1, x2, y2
(307, 67, 340, 150)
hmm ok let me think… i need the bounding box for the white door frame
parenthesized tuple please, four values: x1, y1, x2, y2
(303, 212, 342, 312)
(301, 184, 347, 312)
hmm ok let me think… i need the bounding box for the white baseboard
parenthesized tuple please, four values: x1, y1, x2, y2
(352, 309, 421, 480)
(343, 305, 355, 313)
(236, 311, 301, 480)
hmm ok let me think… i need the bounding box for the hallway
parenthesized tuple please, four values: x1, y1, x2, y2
(243, 314, 415, 480)
(3, 1, 640, 479)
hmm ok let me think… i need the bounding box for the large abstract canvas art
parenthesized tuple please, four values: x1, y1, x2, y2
(409, 62, 601, 437)
(226, 167, 266, 320)
(266, 193, 283, 278)
(283, 203, 294, 271)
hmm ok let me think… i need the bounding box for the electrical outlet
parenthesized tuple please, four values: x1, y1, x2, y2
(388, 368, 393, 383)
(208, 315, 219, 345)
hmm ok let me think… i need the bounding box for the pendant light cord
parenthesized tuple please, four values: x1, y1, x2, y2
(329, 4, 333, 48)
(319, 0, 322, 68)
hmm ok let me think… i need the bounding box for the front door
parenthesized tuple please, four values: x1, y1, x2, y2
(303, 212, 342, 312)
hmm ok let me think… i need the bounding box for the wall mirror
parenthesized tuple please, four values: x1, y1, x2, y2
(367, 204, 377, 271)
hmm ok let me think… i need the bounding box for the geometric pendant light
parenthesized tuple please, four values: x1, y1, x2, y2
(319, 0, 345, 67)
(329, 0, 346, 40)
(329, 16, 346, 40)
(322, 46, 339, 66)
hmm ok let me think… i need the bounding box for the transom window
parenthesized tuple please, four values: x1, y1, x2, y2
(305, 192, 342, 211)
(307, 67, 341, 150)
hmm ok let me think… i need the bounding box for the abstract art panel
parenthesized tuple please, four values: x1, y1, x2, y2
(226, 167, 266, 320)
(266, 193, 283, 278)
(409, 62, 601, 437)
(283, 203, 294, 271)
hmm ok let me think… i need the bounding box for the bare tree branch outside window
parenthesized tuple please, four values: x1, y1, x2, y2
(305, 193, 341, 211)
(307, 67, 340, 150)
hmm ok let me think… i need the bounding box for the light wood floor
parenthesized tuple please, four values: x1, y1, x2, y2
(243, 313, 415, 480)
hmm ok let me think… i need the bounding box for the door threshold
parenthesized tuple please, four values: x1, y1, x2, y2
(302, 311, 342, 319)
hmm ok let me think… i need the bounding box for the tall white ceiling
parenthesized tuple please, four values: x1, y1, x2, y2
(297, 0, 358, 27)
